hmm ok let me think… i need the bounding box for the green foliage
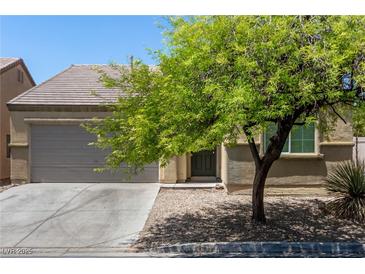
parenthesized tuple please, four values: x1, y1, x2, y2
(85, 16, 365, 171)
(325, 161, 365, 222)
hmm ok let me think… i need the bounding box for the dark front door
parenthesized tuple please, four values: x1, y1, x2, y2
(191, 150, 216, 176)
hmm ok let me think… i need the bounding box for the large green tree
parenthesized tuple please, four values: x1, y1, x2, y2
(87, 16, 365, 223)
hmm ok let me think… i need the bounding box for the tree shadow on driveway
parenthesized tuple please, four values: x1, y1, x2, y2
(134, 198, 365, 250)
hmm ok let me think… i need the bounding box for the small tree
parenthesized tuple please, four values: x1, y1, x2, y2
(86, 16, 365, 224)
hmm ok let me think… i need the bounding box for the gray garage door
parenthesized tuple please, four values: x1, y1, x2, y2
(30, 124, 159, 183)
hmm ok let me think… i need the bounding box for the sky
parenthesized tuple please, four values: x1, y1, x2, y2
(0, 16, 164, 84)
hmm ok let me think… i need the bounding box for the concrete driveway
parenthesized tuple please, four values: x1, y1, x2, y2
(0, 183, 160, 256)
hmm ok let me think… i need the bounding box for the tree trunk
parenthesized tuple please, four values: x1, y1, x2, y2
(244, 114, 300, 224)
(252, 161, 273, 224)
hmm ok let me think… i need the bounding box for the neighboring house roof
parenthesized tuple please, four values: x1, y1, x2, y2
(0, 57, 36, 86)
(8, 64, 126, 107)
(0, 57, 19, 70)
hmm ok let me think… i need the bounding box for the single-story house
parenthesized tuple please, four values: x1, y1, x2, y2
(7, 65, 354, 191)
(0, 58, 35, 183)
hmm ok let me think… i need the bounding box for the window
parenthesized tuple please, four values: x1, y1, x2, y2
(17, 69, 24, 83)
(264, 123, 315, 153)
(6, 134, 11, 158)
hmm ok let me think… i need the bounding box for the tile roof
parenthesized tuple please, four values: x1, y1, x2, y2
(8, 65, 127, 106)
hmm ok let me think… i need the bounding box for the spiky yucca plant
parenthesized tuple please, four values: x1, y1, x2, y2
(325, 161, 365, 222)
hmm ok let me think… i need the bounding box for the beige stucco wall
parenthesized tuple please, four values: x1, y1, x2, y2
(0, 64, 34, 181)
(159, 156, 178, 183)
(222, 119, 354, 192)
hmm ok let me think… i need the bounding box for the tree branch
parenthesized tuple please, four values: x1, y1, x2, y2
(243, 128, 262, 168)
(330, 104, 347, 124)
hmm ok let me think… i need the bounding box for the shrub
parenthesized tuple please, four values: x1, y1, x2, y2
(325, 161, 365, 222)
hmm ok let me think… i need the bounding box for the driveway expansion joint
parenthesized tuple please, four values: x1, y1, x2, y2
(13, 183, 97, 247)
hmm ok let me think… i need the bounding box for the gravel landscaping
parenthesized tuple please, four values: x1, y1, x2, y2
(133, 188, 365, 250)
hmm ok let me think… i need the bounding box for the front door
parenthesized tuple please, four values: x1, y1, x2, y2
(191, 150, 216, 176)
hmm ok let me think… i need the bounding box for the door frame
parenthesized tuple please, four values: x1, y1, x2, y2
(186, 145, 222, 179)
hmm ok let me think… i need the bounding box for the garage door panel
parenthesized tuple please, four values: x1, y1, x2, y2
(32, 148, 107, 165)
(31, 125, 158, 183)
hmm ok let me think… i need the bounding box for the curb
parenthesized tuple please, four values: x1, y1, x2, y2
(150, 242, 365, 257)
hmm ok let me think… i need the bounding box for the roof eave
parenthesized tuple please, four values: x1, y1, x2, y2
(7, 103, 113, 112)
